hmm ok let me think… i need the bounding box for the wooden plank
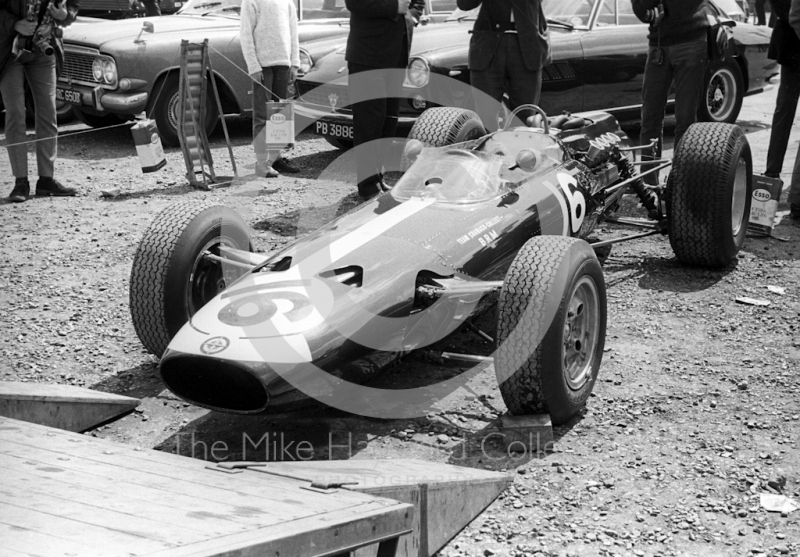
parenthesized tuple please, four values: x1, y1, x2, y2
(146, 501, 412, 557)
(0, 501, 172, 554)
(0, 452, 264, 527)
(0, 465, 250, 537)
(0, 521, 104, 557)
(0, 382, 139, 432)
(0, 440, 344, 526)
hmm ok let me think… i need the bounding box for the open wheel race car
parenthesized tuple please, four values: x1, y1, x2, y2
(129, 105, 753, 424)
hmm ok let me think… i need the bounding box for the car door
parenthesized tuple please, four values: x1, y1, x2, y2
(578, 0, 649, 115)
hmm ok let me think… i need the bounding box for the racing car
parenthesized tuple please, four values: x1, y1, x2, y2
(129, 105, 752, 424)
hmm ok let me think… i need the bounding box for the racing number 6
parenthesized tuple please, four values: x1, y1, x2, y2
(557, 173, 586, 234)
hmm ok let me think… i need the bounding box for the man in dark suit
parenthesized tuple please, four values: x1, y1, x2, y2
(764, 0, 800, 218)
(345, 0, 425, 200)
(456, 0, 550, 132)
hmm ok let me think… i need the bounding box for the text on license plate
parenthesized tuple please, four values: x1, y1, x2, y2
(315, 120, 352, 140)
(56, 88, 81, 105)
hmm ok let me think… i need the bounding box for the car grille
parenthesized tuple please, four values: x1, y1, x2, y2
(297, 81, 351, 111)
(60, 47, 114, 90)
(543, 62, 577, 82)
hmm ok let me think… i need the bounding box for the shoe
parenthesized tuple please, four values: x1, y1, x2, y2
(378, 180, 392, 193)
(8, 178, 30, 203)
(35, 177, 76, 197)
(790, 203, 800, 220)
(272, 157, 300, 174)
(256, 162, 279, 178)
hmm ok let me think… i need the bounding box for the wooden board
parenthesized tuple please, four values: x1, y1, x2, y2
(0, 382, 139, 432)
(0, 417, 413, 557)
(259, 459, 513, 557)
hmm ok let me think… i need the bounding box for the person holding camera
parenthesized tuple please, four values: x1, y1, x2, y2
(632, 0, 712, 185)
(1, 0, 80, 202)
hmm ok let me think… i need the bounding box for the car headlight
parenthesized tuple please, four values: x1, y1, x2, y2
(299, 49, 313, 76)
(406, 57, 430, 88)
(92, 57, 118, 86)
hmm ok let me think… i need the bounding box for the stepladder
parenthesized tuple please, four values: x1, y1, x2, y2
(178, 39, 237, 190)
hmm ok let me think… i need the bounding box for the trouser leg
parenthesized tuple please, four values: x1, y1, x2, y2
(639, 46, 673, 185)
(765, 65, 800, 178)
(0, 59, 30, 178)
(670, 38, 707, 150)
(26, 53, 58, 178)
(470, 62, 506, 133)
(252, 67, 271, 167)
(503, 34, 542, 127)
(349, 63, 390, 190)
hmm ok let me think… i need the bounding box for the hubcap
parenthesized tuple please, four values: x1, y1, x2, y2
(706, 69, 736, 122)
(167, 92, 181, 133)
(731, 156, 748, 236)
(562, 276, 601, 391)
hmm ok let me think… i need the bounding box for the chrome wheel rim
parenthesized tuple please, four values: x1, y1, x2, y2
(563, 276, 601, 391)
(706, 68, 737, 122)
(167, 91, 181, 134)
(731, 156, 748, 236)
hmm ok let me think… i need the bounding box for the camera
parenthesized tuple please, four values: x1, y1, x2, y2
(31, 33, 54, 56)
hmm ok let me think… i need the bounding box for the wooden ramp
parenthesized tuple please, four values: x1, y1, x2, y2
(0, 418, 511, 557)
(257, 460, 513, 557)
(0, 382, 139, 432)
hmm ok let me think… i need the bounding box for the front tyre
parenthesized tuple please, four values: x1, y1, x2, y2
(495, 237, 606, 425)
(129, 200, 251, 357)
(667, 122, 752, 267)
(408, 107, 485, 147)
(698, 59, 744, 124)
(72, 107, 121, 128)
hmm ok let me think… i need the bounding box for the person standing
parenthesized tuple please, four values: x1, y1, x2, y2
(240, 0, 301, 178)
(345, 0, 425, 200)
(777, 0, 800, 218)
(632, 0, 710, 185)
(457, 0, 550, 133)
(1, 0, 79, 202)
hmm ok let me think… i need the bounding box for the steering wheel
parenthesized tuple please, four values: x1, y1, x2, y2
(504, 104, 550, 134)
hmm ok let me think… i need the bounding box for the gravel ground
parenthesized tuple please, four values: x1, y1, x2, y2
(1, 81, 799, 557)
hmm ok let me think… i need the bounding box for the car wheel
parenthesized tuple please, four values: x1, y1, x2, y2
(56, 100, 75, 125)
(149, 74, 219, 148)
(324, 137, 353, 150)
(72, 107, 121, 128)
(408, 107, 485, 147)
(667, 122, 752, 267)
(698, 59, 744, 124)
(495, 236, 606, 425)
(129, 200, 251, 357)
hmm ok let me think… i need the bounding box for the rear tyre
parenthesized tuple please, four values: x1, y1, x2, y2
(667, 122, 752, 267)
(56, 100, 75, 125)
(408, 107, 485, 147)
(129, 200, 251, 357)
(698, 59, 744, 124)
(495, 236, 606, 425)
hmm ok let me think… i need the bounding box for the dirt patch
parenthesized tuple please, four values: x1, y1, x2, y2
(1, 86, 799, 557)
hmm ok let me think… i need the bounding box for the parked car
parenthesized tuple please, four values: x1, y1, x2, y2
(57, 0, 454, 146)
(295, 0, 773, 149)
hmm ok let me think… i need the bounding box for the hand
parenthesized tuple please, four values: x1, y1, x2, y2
(397, 0, 409, 15)
(49, 2, 68, 21)
(38, 22, 54, 37)
(290, 66, 299, 82)
(14, 19, 37, 36)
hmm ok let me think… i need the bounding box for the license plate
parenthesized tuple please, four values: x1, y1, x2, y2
(315, 119, 353, 140)
(56, 88, 81, 105)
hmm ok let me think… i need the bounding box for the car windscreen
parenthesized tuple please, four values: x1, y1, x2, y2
(178, 0, 241, 16)
(448, 0, 593, 26)
(392, 148, 510, 205)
